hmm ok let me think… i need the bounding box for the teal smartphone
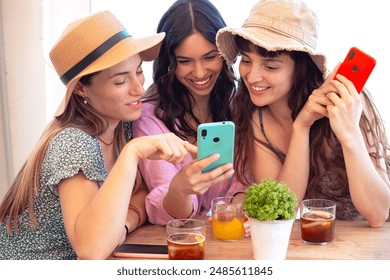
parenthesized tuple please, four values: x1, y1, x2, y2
(197, 121, 235, 173)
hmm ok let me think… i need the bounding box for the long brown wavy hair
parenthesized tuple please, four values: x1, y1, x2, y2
(233, 37, 390, 188)
(0, 73, 141, 233)
(143, 0, 236, 142)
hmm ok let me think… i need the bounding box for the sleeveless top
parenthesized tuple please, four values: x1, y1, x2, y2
(258, 109, 367, 221)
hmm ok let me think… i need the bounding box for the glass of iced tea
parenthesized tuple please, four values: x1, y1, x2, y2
(166, 219, 206, 260)
(300, 199, 336, 245)
(211, 196, 245, 241)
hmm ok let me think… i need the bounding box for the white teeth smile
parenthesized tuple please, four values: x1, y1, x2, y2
(252, 86, 268, 91)
(192, 77, 211, 85)
(129, 101, 139, 105)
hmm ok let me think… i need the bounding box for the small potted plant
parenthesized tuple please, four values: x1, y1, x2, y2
(243, 178, 298, 260)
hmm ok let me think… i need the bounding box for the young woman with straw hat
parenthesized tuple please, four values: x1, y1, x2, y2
(0, 10, 195, 259)
(218, 0, 390, 227)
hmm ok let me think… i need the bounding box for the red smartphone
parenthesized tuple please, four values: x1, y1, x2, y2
(334, 47, 376, 93)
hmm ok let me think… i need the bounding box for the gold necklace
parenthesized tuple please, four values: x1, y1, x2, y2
(97, 136, 114, 146)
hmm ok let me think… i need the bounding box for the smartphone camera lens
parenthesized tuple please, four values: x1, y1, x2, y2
(201, 129, 207, 137)
(348, 50, 355, 60)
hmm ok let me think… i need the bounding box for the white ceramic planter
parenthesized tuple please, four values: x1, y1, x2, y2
(248, 217, 294, 260)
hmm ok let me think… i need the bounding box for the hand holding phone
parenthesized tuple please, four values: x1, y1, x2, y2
(197, 121, 235, 173)
(334, 47, 376, 93)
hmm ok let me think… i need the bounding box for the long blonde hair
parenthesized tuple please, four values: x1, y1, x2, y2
(0, 90, 140, 233)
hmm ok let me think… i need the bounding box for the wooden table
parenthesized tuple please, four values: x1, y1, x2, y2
(110, 217, 390, 260)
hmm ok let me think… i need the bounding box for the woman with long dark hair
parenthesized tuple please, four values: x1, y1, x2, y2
(218, 0, 390, 227)
(133, 0, 236, 225)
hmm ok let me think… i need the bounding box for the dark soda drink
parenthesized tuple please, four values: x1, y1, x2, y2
(300, 210, 335, 244)
(167, 233, 205, 260)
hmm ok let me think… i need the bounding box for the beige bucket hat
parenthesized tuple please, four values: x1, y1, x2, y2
(49, 10, 165, 116)
(216, 0, 326, 75)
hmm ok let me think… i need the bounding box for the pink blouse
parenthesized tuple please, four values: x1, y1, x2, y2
(132, 102, 234, 225)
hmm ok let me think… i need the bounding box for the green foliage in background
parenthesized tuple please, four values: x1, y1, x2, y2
(243, 178, 298, 221)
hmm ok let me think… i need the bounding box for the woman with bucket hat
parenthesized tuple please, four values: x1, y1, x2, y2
(218, 0, 390, 227)
(0, 11, 195, 259)
(132, 0, 236, 225)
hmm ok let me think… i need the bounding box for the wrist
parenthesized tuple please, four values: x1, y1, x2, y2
(292, 120, 311, 133)
(123, 141, 142, 164)
(129, 204, 142, 228)
(232, 191, 246, 203)
(339, 132, 366, 152)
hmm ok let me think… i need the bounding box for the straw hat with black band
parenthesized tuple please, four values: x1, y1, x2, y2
(49, 10, 165, 117)
(216, 0, 327, 76)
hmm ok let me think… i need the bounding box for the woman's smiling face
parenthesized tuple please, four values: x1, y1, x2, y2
(174, 31, 223, 98)
(78, 54, 146, 125)
(239, 50, 295, 108)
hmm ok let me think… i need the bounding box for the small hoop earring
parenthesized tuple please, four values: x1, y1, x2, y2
(83, 96, 88, 104)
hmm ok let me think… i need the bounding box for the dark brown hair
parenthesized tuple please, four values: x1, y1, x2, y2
(233, 36, 390, 187)
(143, 0, 236, 141)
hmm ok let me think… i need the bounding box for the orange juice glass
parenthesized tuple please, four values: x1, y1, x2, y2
(211, 196, 245, 241)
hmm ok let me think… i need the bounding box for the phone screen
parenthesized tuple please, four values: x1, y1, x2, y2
(113, 244, 168, 259)
(197, 121, 235, 173)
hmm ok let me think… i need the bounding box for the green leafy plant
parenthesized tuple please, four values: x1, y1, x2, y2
(243, 178, 298, 221)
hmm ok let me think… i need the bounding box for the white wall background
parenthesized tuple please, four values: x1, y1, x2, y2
(0, 0, 90, 200)
(1, 0, 389, 201)
(1, 0, 47, 200)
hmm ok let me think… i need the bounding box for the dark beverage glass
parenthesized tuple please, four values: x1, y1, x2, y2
(166, 219, 206, 260)
(300, 199, 336, 245)
(167, 233, 205, 260)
